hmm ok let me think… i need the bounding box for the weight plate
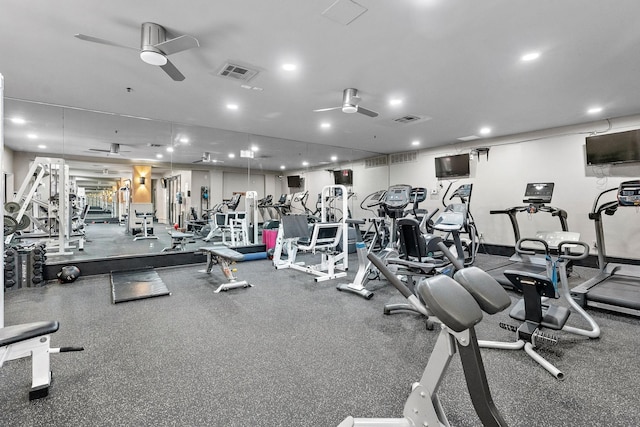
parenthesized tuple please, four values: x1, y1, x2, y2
(17, 215, 30, 230)
(4, 202, 21, 214)
(4, 216, 17, 235)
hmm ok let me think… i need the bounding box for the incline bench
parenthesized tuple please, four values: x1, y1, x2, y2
(0, 320, 83, 399)
(199, 246, 252, 293)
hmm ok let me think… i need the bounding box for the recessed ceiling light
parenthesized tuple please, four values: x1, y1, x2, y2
(280, 165, 286, 170)
(27, 133, 37, 139)
(37, 144, 46, 149)
(282, 63, 297, 71)
(331, 156, 337, 161)
(411, 140, 420, 146)
(226, 104, 239, 110)
(321, 122, 331, 128)
(228, 153, 235, 158)
(390, 99, 403, 106)
(587, 106, 603, 114)
(10, 117, 26, 125)
(479, 127, 492, 135)
(179, 137, 189, 143)
(302, 161, 309, 166)
(156, 154, 163, 159)
(166, 147, 174, 153)
(521, 52, 540, 61)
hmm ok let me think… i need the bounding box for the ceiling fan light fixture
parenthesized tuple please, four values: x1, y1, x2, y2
(140, 50, 167, 66)
(342, 104, 357, 114)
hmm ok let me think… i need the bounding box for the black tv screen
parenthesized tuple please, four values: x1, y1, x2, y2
(586, 130, 640, 165)
(435, 154, 470, 178)
(287, 175, 302, 188)
(333, 169, 353, 186)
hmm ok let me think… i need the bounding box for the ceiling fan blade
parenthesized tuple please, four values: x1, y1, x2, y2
(74, 34, 138, 51)
(88, 148, 111, 153)
(155, 34, 199, 56)
(160, 59, 185, 81)
(313, 106, 342, 112)
(357, 106, 379, 117)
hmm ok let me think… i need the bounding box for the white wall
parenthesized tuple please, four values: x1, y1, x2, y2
(382, 116, 640, 259)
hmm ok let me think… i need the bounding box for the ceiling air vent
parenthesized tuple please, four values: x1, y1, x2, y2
(216, 62, 260, 82)
(389, 151, 418, 165)
(364, 155, 388, 168)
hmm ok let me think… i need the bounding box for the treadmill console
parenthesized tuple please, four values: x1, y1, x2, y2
(618, 180, 640, 206)
(524, 182, 554, 204)
(383, 184, 412, 209)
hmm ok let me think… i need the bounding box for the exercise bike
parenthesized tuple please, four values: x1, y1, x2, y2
(480, 238, 600, 379)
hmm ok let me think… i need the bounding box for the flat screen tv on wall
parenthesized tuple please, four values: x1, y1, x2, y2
(287, 175, 302, 188)
(586, 129, 640, 165)
(435, 153, 470, 178)
(333, 169, 353, 186)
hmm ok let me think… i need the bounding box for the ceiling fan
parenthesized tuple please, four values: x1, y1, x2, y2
(88, 143, 130, 156)
(192, 152, 223, 164)
(75, 22, 199, 81)
(313, 88, 379, 117)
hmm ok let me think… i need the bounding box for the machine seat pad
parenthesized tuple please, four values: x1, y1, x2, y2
(509, 299, 570, 330)
(0, 321, 59, 347)
(416, 275, 483, 333)
(454, 267, 512, 314)
(201, 246, 244, 262)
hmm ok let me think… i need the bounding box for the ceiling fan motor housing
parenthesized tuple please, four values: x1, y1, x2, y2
(140, 22, 167, 65)
(342, 88, 359, 113)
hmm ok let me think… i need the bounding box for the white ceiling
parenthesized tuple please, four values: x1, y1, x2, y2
(2, 0, 640, 186)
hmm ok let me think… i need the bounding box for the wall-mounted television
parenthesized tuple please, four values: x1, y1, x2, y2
(586, 129, 640, 165)
(333, 169, 353, 186)
(287, 175, 303, 188)
(435, 153, 470, 178)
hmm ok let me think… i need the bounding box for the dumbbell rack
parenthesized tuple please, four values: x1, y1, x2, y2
(4, 243, 47, 289)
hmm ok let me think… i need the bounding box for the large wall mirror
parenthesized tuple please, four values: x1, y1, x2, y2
(3, 98, 381, 263)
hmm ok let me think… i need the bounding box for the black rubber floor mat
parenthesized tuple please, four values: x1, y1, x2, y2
(110, 267, 171, 304)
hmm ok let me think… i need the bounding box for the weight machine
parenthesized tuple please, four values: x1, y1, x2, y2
(272, 185, 349, 282)
(5, 157, 85, 255)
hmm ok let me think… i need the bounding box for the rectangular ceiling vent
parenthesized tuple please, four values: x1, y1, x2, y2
(389, 151, 418, 165)
(364, 155, 388, 168)
(216, 62, 260, 82)
(392, 114, 431, 125)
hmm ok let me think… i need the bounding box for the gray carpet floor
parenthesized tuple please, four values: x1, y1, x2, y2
(2, 253, 640, 426)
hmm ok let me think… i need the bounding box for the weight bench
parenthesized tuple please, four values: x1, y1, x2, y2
(0, 321, 83, 400)
(162, 230, 194, 252)
(199, 246, 252, 293)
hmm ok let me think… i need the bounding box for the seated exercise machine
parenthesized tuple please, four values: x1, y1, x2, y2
(383, 217, 465, 318)
(571, 180, 640, 316)
(198, 246, 252, 293)
(339, 258, 511, 427)
(133, 210, 157, 241)
(480, 238, 600, 379)
(273, 185, 349, 282)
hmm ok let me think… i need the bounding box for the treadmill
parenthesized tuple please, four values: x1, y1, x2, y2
(487, 182, 579, 290)
(571, 180, 640, 317)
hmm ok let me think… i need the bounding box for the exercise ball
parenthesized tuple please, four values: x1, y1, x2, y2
(57, 265, 81, 283)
